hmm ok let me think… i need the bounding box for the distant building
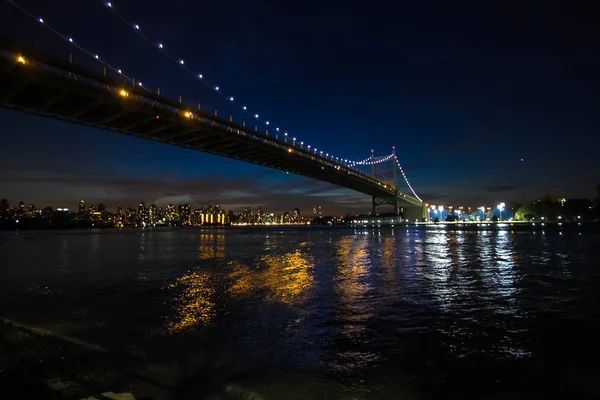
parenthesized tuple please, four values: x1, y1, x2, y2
(125, 208, 137, 225)
(0, 199, 9, 219)
(137, 202, 147, 224)
(292, 208, 300, 222)
(178, 204, 190, 225)
(25, 203, 37, 217)
(41, 206, 53, 220)
(149, 204, 158, 224)
(165, 204, 177, 222)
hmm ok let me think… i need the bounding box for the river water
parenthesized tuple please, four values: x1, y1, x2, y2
(1, 226, 599, 399)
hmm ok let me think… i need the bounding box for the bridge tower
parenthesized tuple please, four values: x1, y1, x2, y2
(371, 149, 375, 178)
(371, 149, 376, 215)
(392, 146, 399, 216)
(371, 147, 400, 216)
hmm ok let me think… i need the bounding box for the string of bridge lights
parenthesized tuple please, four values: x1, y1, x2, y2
(351, 153, 395, 166)
(4, 0, 169, 95)
(393, 154, 422, 202)
(101, 0, 355, 165)
(4, 0, 156, 91)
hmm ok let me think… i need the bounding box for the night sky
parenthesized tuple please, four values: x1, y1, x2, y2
(1, 0, 598, 214)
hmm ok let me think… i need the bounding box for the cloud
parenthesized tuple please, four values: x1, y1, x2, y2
(0, 162, 373, 214)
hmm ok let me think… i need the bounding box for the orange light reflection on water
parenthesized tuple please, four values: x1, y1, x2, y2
(166, 270, 215, 333)
(229, 244, 314, 304)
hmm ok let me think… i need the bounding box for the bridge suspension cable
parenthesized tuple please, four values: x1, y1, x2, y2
(351, 154, 395, 166)
(98, 1, 363, 166)
(393, 154, 422, 202)
(3, 0, 160, 92)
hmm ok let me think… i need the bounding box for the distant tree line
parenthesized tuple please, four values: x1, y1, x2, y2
(513, 193, 599, 222)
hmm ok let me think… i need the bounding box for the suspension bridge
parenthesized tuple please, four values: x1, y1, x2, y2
(0, 1, 427, 220)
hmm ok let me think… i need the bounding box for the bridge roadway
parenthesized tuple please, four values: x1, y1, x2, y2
(0, 38, 424, 214)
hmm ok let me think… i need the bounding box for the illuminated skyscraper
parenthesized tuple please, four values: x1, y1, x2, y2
(137, 202, 147, 224)
(79, 200, 85, 215)
(125, 208, 136, 225)
(191, 209, 203, 225)
(165, 204, 177, 221)
(114, 207, 123, 227)
(25, 203, 37, 217)
(149, 204, 158, 224)
(292, 208, 301, 222)
(178, 204, 191, 225)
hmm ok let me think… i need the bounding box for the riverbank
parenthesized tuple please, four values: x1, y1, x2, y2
(0, 318, 174, 399)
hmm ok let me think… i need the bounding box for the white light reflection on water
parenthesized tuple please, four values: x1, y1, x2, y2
(423, 227, 531, 359)
(423, 229, 454, 305)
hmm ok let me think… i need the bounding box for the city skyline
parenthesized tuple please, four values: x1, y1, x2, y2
(0, 0, 598, 211)
(0, 197, 312, 227)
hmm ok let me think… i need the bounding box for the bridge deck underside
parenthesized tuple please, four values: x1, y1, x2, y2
(0, 43, 422, 207)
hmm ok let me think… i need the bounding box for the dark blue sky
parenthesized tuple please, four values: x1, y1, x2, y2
(1, 0, 598, 213)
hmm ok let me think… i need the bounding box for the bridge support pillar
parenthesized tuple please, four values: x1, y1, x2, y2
(402, 205, 429, 222)
(372, 196, 377, 216)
